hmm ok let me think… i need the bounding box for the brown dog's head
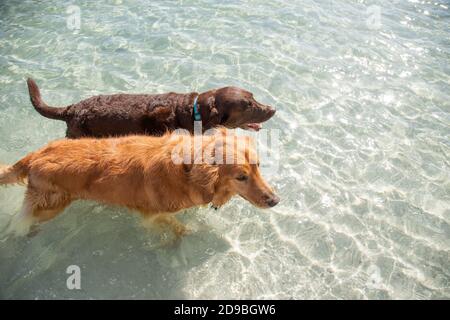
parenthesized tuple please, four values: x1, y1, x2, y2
(199, 87, 276, 131)
(207, 133, 279, 208)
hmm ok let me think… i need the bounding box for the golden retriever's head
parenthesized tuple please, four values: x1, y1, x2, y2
(210, 132, 279, 208)
(219, 163, 280, 208)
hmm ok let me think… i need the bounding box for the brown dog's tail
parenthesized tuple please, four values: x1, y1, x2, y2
(0, 158, 30, 186)
(27, 78, 68, 121)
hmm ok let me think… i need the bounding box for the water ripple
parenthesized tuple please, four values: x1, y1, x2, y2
(0, 0, 449, 299)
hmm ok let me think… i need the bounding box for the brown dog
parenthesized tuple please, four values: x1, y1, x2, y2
(27, 78, 276, 138)
(0, 129, 279, 236)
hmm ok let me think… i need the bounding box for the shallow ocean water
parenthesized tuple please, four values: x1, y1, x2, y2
(0, 0, 449, 299)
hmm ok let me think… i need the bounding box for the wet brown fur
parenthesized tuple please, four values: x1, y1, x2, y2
(27, 78, 276, 138)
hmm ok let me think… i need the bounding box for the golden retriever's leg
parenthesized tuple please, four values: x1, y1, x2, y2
(7, 187, 71, 236)
(27, 187, 72, 222)
(7, 199, 36, 236)
(33, 206, 69, 222)
(151, 214, 189, 238)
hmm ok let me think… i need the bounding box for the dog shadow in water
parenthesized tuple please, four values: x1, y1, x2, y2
(0, 202, 231, 299)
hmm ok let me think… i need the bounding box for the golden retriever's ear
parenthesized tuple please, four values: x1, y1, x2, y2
(186, 163, 219, 201)
(182, 163, 192, 173)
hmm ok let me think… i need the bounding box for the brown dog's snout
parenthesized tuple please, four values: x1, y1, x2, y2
(267, 107, 276, 117)
(257, 104, 276, 122)
(263, 194, 280, 207)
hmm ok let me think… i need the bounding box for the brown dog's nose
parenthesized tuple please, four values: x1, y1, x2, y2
(267, 107, 276, 117)
(264, 194, 280, 207)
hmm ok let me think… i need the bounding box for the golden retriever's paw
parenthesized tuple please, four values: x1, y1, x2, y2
(5, 212, 36, 238)
(173, 224, 192, 238)
(26, 225, 41, 238)
(158, 230, 188, 247)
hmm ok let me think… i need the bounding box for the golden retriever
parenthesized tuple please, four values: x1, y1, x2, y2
(0, 129, 279, 236)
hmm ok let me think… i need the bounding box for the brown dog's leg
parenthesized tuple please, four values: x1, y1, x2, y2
(65, 124, 85, 139)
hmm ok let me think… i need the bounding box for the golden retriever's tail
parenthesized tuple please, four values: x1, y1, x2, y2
(27, 78, 68, 121)
(0, 159, 29, 186)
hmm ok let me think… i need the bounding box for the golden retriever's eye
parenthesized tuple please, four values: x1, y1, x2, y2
(236, 174, 248, 182)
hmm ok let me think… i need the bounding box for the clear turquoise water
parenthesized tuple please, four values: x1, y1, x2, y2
(0, 0, 449, 299)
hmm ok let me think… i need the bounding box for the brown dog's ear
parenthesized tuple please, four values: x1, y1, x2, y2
(148, 106, 175, 122)
(206, 96, 222, 126)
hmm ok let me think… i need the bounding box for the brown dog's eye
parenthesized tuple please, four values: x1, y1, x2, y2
(236, 175, 248, 182)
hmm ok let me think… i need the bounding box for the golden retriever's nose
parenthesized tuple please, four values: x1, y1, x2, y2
(264, 194, 280, 207)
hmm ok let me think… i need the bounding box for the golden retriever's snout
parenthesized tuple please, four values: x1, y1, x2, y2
(263, 193, 280, 207)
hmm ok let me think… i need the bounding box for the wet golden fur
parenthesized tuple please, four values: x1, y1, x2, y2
(0, 129, 278, 236)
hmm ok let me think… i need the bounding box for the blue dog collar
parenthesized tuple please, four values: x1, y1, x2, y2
(193, 96, 201, 121)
